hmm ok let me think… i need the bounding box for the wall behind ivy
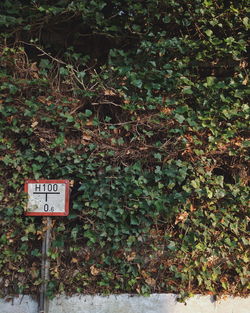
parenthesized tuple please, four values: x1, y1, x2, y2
(0, 0, 249, 298)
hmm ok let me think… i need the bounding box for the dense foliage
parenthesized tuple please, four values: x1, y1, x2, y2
(0, 0, 249, 298)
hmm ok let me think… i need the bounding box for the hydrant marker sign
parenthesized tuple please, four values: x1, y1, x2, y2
(24, 180, 69, 216)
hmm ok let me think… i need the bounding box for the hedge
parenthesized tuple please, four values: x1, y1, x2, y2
(0, 0, 249, 298)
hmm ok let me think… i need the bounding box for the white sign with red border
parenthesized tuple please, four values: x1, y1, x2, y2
(24, 180, 69, 216)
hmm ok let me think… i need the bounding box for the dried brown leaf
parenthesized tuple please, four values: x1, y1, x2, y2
(145, 277, 156, 287)
(82, 135, 92, 141)
(90, 265, 100, 276)
(242, 76, 248, 85)
(175, 211, 189, 224)
(103, 89, 116, 96)
(126, 252, 136, 262)
(31, 121, 38, 128)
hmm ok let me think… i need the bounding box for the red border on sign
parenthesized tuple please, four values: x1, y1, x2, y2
(24, 180, 70, 216)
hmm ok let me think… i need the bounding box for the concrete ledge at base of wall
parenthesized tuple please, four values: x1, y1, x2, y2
(0, 294, 249, 313)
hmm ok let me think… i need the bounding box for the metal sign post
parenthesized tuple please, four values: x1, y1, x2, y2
(24, 180, 69, 313)
(39, 217, 52, 313)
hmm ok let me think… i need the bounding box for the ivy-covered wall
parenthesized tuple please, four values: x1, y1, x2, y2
(0, 0, 249, 298)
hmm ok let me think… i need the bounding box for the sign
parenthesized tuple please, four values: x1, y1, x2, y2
(24, 180, 69, 216)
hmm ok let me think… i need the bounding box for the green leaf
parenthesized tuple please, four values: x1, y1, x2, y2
(205, 29, 213, 37)
(175, 114, 185, 123)
(85, 109, 92, 117)
(167, 241, 176, 251)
